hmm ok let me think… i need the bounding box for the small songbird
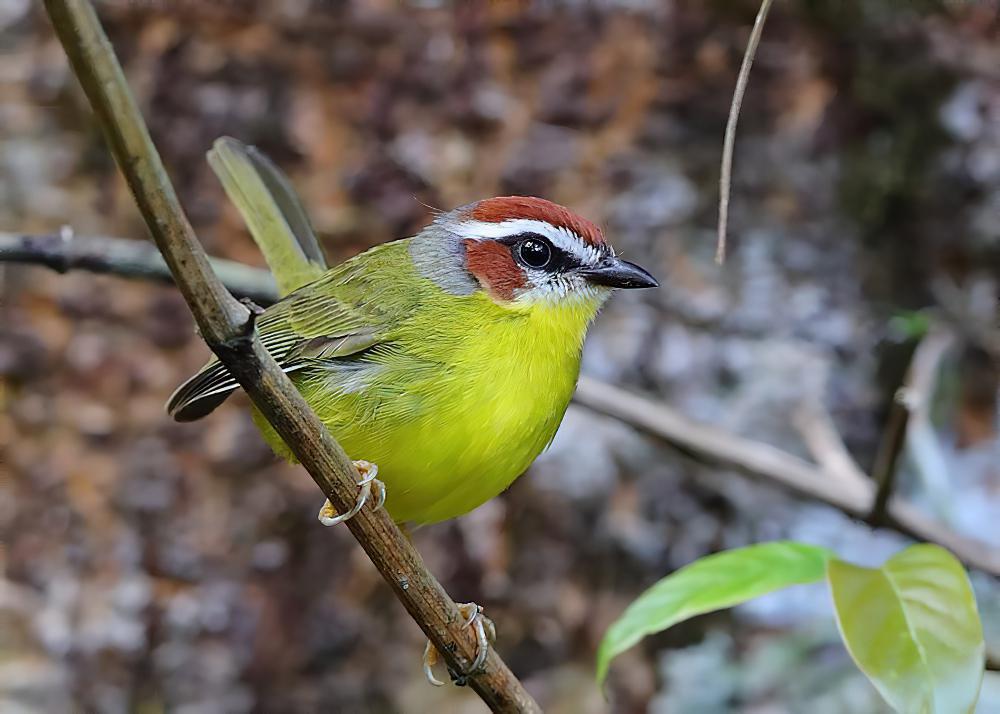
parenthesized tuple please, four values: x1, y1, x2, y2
(167, 142, 657, 527)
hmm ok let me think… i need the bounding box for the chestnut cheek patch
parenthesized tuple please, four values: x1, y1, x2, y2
(463, 239, 526, 302)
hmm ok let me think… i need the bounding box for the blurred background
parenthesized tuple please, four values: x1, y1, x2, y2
(2, 1, 999, 712)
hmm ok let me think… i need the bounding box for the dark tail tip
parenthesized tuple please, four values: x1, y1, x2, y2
(168, 390, 233, 422)
(166, 365, 238, 422)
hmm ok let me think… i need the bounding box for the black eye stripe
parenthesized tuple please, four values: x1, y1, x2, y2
(499, 232, 576, 272)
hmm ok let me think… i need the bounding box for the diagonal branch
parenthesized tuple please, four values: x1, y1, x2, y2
(40, 1, 539, 711)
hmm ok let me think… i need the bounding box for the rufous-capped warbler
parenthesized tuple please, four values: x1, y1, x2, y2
(167, 140, 658, 528)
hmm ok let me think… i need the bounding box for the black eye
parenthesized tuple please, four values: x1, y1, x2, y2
(516, 237, 552, 269)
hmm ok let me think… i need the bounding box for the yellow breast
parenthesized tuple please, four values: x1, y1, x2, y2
(258, 289, 603, 525)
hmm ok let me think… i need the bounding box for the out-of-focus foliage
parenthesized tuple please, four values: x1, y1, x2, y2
(829, 545, 985, 714)
(597, 541, 834, 683)
(600, 541, 984, 713)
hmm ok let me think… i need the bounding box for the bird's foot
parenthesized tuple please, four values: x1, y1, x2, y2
(423, 602, 495, 687)
(317, 460, 386, 527)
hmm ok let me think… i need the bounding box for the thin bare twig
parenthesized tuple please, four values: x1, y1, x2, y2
(0, 230, 278, 304)
(869, 326, 957, 524)
(793, 400, 871, 500)
(868, 399, 909, 526)
(900, 328, 957, 522)
(41, 1, 539, 710)
(574, 377, 1000, 577)
(717, 0, 774, 264)
(5, 232, 999, 577)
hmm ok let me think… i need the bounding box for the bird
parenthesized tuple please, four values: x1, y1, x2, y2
(166, 138, 657, 683)
(168, 191, 657, 525)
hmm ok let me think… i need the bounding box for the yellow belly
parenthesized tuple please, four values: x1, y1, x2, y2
(330, 369, 573, 524)
(255, 290, 601, 525)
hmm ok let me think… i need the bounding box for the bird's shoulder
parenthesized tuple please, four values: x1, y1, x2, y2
(255, 238, 430, 364)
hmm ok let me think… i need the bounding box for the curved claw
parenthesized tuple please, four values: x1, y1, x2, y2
(460, 602, 491, 676)
(423, 640, 445, 687)
(317, 461, 383, 527)
(372, 478, 387, 512)
(422, 601, 495, 688)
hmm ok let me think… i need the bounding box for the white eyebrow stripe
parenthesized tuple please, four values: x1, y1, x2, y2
(452, 218, 604, 265)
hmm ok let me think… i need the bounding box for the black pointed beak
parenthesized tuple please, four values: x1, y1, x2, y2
(580, 257, 659, 289)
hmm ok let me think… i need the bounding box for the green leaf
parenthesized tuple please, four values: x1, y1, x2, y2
(596, 541, 834, 684)
(828, 544, 985, 714)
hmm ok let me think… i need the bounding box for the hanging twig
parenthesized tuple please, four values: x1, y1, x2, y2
(716, 0, 774, 264)
(40, 1, 539, 711)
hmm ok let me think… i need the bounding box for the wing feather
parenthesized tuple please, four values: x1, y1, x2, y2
(166, 242, 417, 421)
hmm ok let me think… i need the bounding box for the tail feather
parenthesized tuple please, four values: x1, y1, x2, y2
(166, 362, 239, 422)
(167, 356, 311, 421)
(208, 137, 327, 295)
(168, 138, 330, 422)
(242, 143, 325, 266)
